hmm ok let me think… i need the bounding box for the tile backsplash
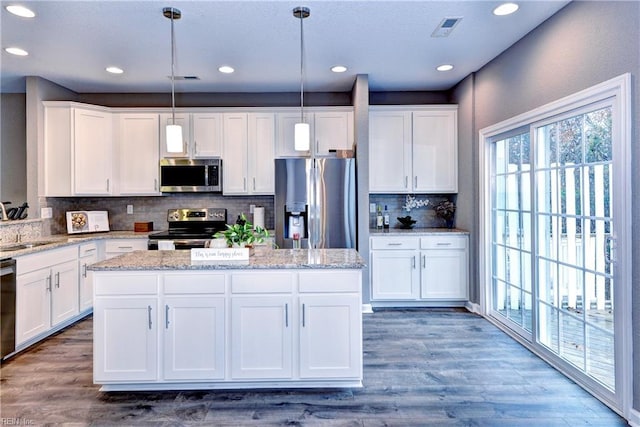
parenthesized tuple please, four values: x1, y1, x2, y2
(42, 194, 275, 234)
(368, 194, 457, 229)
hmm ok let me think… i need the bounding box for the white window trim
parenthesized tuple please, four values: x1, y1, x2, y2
(478, 73, 632, 419)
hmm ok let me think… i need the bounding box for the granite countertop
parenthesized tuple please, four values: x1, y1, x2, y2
(369, 227, 469, 236)
(88, 248, 366, 271)
(0, 231, 150, 258)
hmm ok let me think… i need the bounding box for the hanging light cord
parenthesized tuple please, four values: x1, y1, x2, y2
(170, 8, 177, 126)
(299, 8, 304, 123)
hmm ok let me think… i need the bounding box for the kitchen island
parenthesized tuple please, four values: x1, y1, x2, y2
(89, 248, 365, 391)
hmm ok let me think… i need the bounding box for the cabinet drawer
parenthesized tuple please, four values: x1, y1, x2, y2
(104, 239, 147, 253)
(164, 272, 225, 294)
(370, 237, 418, 250)
(420, 235, 467, 250)
(79, 242, 98, 257)
(299, 270, 361, 293)
(231, 272, 294, 293)
(95, 273, 158, 295)
(16, 245, 78, 273)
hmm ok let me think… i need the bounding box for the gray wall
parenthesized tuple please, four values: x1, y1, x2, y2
(451, 0, 639, 412)
(0, 93, 27, 204)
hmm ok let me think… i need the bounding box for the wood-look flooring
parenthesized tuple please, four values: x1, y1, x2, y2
(0, 308, 627, 426)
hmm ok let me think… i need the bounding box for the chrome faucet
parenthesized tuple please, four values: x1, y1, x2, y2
(0, 202, 9, 221)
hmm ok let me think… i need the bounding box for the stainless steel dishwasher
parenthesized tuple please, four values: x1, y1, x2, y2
(1, 258, 16, 359)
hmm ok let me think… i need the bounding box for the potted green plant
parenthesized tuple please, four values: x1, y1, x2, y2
(434, 200, 456, 228)
(214, 213, 270, 248)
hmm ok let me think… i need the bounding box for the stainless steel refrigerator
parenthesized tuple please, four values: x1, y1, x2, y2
(275, 158, 356, 249)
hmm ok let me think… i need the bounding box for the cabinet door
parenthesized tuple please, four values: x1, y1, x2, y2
(299, 294, 361, 379)
(421, 249, 468, 300)
(94, 297, 158, 382)
(118, 113, 160, 195)
(16, 268, 51, 345)
(314, 111, 353, 156)
(163, 296, 225, 380)
(74, 108, 113, 195)
(275, 112, 313, 157)
(248, 113, 275, 194)
(79, 249, 98, 312)
(192, 113, 223, 158)
(50, 259, 79, 327)
(412, 110, 458, 193)
(222, 113, 249, 194)
(43, 105, 73, 196)
(369, 111, 412, 193)
(159, 113, 191, 158)
(370, 250, 420, 300)
(231, 295, 293, 379)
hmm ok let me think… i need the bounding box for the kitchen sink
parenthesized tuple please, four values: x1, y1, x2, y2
(0, 241, 53, 251)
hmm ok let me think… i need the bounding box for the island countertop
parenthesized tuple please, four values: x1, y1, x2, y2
(88, 248, 366, 271)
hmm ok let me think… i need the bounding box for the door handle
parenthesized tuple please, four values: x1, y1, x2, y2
(412, 256, 416, 269)
(55, 271, 60, 288)
(285, 303, 289, 328)
(422, 254, 426, 268)
(165, 304, 170, 329)
(82, 263, 87, 278)
(106, 179, 110, 192)
(154, 179, 158, 191)
(243, 177, 247, 191)
(404, 176, 408, 188)
(302, 303, 306, 327)
(253, 177, 256, 191)
(46, 274, 52, 292)
(148, 305, 153, 330)
(414, 176, 418, 187)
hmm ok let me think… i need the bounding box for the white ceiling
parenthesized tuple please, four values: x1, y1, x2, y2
(1, 1, 570, 94)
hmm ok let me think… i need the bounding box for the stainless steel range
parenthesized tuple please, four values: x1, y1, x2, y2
(147, 208, 227, 250)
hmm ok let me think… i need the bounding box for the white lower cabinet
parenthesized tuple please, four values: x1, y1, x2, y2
(92, 268, 362, 390)
(104, 239, 148, 259)
(79, 242, 99, 312)
(370, 234, 468, 306)
(16, 246, 80, 346)
(94, 297, 159, 382)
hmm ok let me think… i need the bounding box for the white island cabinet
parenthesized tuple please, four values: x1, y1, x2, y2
(90, 249, 364, 391)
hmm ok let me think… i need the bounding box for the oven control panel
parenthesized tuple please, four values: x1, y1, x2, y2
(167, 208, 227, 223)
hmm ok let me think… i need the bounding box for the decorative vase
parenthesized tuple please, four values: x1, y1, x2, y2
(445, 218, 455, 229)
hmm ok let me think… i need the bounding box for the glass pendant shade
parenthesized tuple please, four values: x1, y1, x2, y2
(294, 122, 310, 151)
(166, 124, 183, 153)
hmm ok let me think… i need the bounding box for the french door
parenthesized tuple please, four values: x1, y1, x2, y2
(484, 75, 631, 413)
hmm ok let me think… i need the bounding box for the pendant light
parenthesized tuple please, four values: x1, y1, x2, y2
(293, 6, 310, 152)
(163, 7, 183, 153)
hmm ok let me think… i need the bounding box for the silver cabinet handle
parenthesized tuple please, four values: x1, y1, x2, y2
(436, 242, 452, 246)
(243, 177, 247, 191)
(404, 176, 408, 188)
(414, 176, 418, 187)
(316, 140, 319, 154)
(253, 177, 256, 191)
(118, 246, 133, 249)
(193, 140, 198, 155)
(165, 304, 170, 329)
(148, 305, 153, 330)
(46, 274, 52, 292)
(84, 248, 96, 253)
(82, 263, 87, 278)
(412, 256, 416, 269)
(387, 243, 403, 246)
(302, 303, 306, 327)
(285, 303, 289, 328)
(422, 254, 426, 268)
(106, 179, 110, 192)
(154, 179, 158, 191)
(55, 271, 60, 288)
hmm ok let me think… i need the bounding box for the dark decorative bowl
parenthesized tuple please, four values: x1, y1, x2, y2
(397, 216, 417, 229)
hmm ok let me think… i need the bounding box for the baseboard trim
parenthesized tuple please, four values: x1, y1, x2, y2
(628, 408, 640, 426)
(361, 303, 373, 314)
(465, 301, 481, 314)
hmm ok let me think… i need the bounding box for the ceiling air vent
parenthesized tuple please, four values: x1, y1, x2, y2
(431, 17, 462, 38)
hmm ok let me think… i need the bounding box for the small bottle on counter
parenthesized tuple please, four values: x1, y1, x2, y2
(376, 205, 383, 229)
(383, 205, 390, 229)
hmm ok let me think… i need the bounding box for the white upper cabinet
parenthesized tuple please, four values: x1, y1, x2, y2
(116, 113, 160, 195)
(275, 108, 354, 158)
(159, 112, 223, 158)
(369, 106, 458, 194)
(222, 112, 275, 195)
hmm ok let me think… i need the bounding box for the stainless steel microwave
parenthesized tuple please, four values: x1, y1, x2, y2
(159, 158, 222, 193)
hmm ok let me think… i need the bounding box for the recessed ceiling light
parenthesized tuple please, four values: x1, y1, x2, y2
(5, 47, 28, 56)
(6, 5, 35, 18)
(436, 64, 454, 72)
(218, 66, 234, 74)
(493, 2, 519, 16)
(106, 66, 124, 74)
(331, 65, 347, 73)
